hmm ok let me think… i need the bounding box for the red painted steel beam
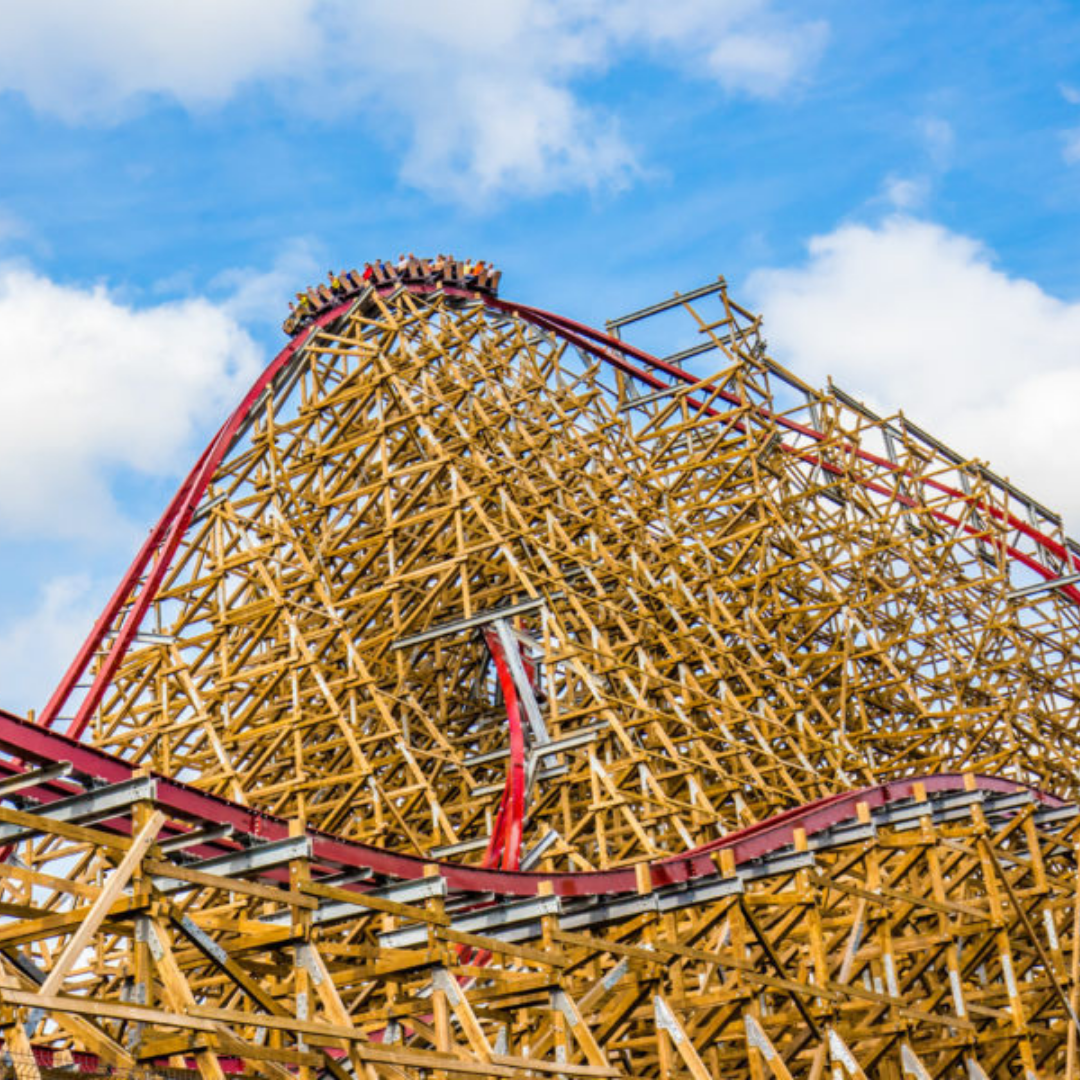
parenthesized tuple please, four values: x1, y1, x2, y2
(481, 628, 526, 872)
(0, 706, 1062, 899)
(37, 283, 1080, 741)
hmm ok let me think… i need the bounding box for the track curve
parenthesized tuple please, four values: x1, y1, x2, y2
(0, 705, 1064, 898)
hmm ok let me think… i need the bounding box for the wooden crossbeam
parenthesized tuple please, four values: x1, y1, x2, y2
(1, 282, 1079, 1080)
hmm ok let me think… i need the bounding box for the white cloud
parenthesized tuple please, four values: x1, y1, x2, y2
(0, 263, 263, 541)
(704, 25, 826, 97)
(0, 0, 826, 201)
(0, 0, 315, 120)
(373, 65, 637, 203)
(313, 1, 828, 200)
(587, 0, 827, 98)
(211, 240, 323, 326)
(0, 574, 102, 717)
(1059, 86, 1080, 164)
(748, 216, 1080, 529)
(0, 210, 28, 245)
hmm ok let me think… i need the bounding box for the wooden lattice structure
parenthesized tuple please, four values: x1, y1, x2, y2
(1, 275, 1080, 1078)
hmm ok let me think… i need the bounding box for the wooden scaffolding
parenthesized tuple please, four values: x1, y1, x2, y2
(1, 275, 1079, 1077)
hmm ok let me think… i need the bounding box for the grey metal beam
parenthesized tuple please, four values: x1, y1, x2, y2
(151, 836, 311, 893)
(661, 341, 718, 367)
(463, 724, 606, 767)
(606, 280, 725, 331)
(655, 874, 743, 912)
(429, 836, 490, 859)
(260, 873, 448, 929)
(390, 595, 559, 651)
(880, 791, 982, 828)
(1034, 804, 1080, 826)
(520, 829, 560, 871)
(491, 618, 549, 748)
(829, 382, 882, 423)
(901, 416, 966, 468)
(368, 876, 448, 904)
(0, 777, 158, 843)
(158, 824, 234, 854)
(808, 822, 875, 851)
(976, 463, 1062, 527)
(740, 852, 815, 880)
(474, 763, 567, 798)
(617, 383, 686, 412)
(379, 894, 560, 949)
(189, 491, 228, 524)
(558, 892, 657, 932)
(1009, 570, 1080, 601)
(0, 762, 72, 799)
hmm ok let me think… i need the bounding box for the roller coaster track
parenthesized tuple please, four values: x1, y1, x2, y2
(0, 705, 1064, 895)
(37, 283, 1080, 745)
(3, 278, 1080, 1078)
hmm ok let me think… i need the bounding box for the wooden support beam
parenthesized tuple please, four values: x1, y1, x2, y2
(39, 809, 164, 998)
(4, 281, 1080, 1080)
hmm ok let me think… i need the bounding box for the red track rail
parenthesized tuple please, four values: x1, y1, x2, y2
(32, 281, 1080, 824)
(0, 706, 1063, 899)
(480, 628, 526, 872)
(27, 280, 1080, 876)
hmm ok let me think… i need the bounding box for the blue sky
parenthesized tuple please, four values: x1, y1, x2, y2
(1, 0, 1080, 714)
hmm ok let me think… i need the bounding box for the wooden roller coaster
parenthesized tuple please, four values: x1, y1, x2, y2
(2, 271, 1080, 1079)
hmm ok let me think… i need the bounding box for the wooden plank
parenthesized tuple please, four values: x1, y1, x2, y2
(39, 810, 165, 997)
(148, 859, 318, 910)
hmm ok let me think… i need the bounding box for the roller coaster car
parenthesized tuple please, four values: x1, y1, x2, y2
(441, 259, 464, 287)
(284, 259, 502, 336)
(401, 257, 426, 283)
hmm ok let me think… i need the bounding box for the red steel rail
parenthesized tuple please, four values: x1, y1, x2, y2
(34, 281, 1080, 773)
(0, 706, 1063, 899)
(480, 628, 527, 872)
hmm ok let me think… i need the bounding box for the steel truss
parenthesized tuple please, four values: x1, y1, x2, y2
(0, 278, 1079, 1077)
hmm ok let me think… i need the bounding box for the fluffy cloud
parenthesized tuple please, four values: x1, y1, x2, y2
(0, 575, 102, 717)
(211, 240, 322, 326)
(377, 0, 829, 175)
(0, 263, 262, 540)
(0, 0, 825, 201)
(0, 1, 314, 119)
(748, 216, 1080, 528)
(1059, 85, 1080, 163)
(919, 117, 954, 169)
(574, 0, 827, 98)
